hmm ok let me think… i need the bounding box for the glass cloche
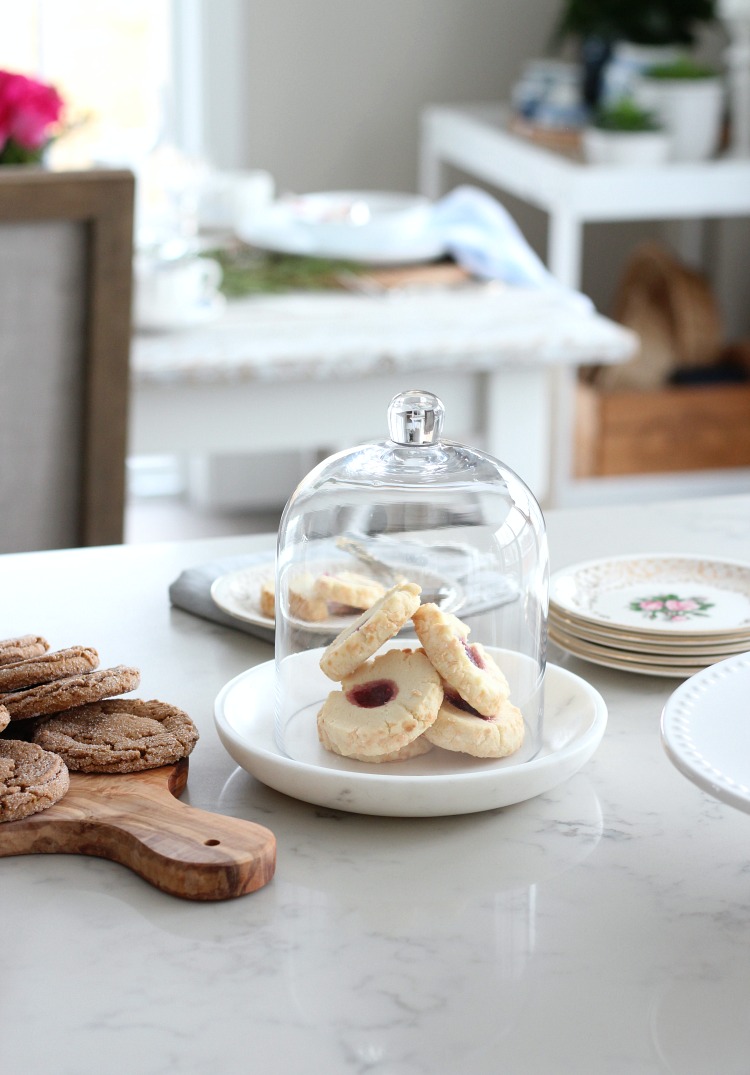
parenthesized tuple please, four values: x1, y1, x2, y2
(274, 389, 549, 772)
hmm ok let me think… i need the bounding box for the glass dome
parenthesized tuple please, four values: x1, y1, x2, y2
(274, 389, 549, 771)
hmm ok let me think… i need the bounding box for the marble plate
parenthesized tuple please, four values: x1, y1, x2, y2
(214, 651, 608, 817)
(661, 651, 750, 813)
(550, 554, 750, 639)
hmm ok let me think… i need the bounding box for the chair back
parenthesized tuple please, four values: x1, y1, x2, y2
(0, 168, 134, 552)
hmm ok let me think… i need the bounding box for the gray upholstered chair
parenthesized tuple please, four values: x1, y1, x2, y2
(0, 168, 134, 552)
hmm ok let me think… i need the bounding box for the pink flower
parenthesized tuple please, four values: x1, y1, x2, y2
(669, 615, 688, 622)
(665, 599, 699, 611)
(640, 600, 663, 610)
(0, 70, 64, 152)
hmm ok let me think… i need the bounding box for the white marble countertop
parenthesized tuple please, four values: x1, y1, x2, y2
(2, 493, 750, 1074)
(130, 285, 634, 385)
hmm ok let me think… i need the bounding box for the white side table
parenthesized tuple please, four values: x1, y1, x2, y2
(420, 103, 750, 505)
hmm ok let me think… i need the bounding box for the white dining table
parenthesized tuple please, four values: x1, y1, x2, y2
(129, 285, 634, 507)
(2, 492, 750, 1074)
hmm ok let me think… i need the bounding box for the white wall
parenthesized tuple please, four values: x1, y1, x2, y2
(194, 1, 748, 337)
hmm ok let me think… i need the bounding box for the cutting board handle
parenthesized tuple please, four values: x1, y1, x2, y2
(0, 760, 276, 900)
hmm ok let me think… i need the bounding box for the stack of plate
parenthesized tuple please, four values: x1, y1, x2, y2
(548, 554, 750, 677)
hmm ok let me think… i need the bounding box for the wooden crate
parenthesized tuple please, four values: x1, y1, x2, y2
(575, 381, 750, 478)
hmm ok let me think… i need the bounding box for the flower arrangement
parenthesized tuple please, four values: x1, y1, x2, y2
(0, 69, 64, 165)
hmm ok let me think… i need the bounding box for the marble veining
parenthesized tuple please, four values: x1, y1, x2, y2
(2, 496, 750, 1073)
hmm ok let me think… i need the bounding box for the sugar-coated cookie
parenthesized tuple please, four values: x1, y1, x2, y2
(313, 571, 386, 611)
(0, 646, 99, 693)
(0, 635, 49, 666)
(319, 582, 422, 681)
(412, 604, 509, 717)
(0, 739, 70, 822)
(31, 698, 199, 773)
(425, 690, 524, 758)
(288, 573, 328, 622)
(317, 647, 442, 759)
(0, 665, 141, 722)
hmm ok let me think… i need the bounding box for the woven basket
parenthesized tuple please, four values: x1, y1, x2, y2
(594, 242, 723, 391)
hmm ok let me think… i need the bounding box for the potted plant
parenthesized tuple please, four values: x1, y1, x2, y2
(636, 57, 725, 159)
(554, 1, 718, 105)
(582, 97, 671, 164)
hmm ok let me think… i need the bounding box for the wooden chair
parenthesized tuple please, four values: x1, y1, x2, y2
(0, 168, 135, 552)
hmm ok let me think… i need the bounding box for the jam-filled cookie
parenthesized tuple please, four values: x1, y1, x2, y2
(259, 579, 276, 619)
(0, 705, 8, 734)
(318, 722, 433, 764)
(319, 581, 422, 681)
(31, 698, 199, 774)
(0, 739, 70, 822)
(412, 604, 509, 717)
(317, 647, 442, 759)
(425, 689, 524, 758)
(313, 571, 386, 611)
(288, 572, 328, 623)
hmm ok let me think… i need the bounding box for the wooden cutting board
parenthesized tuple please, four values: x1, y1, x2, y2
(0, 758, 276, 900)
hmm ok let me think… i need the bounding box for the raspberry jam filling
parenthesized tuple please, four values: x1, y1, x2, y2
(461, 640, 485, 669)
(446, 690, 490, 720)
(346, 679, 398, 708)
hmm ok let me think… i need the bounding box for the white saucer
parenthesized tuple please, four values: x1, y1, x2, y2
(661, 651, 750, 813)
(214, 654, 607, 817)
(210, 559, 463, 634)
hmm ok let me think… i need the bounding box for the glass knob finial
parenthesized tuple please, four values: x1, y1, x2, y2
(387, 389, 445, 446)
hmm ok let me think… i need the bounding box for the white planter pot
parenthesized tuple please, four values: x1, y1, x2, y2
(635, 76, 725, 160)
(582, 127, 671, 166)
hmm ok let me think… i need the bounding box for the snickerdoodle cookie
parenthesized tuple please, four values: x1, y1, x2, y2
(31, 698, 199, 774)
(0, 635, 49, 666)
(0, 739, 70, 822)
(0, 646, 99, 694)
(0, 665, 140, 722)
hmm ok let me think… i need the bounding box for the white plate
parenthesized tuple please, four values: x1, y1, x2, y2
(214, 651, 607, 817)
(549, 609, 750, 655)
(210, 560, 463, 633)
(237, 190, 446, 265)
(661, 651, 750, 812)
(549, 624, 712, 678)
(550, 554, 750, 638)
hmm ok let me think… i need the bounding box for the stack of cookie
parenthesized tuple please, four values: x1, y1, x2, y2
(266, 570, 388, 623)
(316, 584, 524, 764)
(0, 634, 199, 823)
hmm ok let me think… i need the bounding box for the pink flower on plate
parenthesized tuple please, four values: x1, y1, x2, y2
(665, 599, 699, 612)
(0, 69, 64, 153)
(639, 600, 663, 610)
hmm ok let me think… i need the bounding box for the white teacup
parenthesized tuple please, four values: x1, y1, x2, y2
(134, 255, 223, 331)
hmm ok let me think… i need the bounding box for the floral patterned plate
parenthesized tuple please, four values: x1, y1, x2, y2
(549, 621, 720, 678)
(550, 555, 750, 640)
(548, 608, 750, 656)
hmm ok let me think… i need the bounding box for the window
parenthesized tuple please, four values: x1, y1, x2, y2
(0, 0, 175, 168)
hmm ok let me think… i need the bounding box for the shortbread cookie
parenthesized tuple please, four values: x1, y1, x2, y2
(317, 647, 442, 759)
(313, 571, 386, 611)
(259, 579, 275, 619)
(319, 582, 422, 681)
(412, 604, 509, 717)
(288, 573, 328, 622)
(0, 665, 140, 722)
(318, 724, 433, 764)
(0, 739, 70, 822)
(425, 691, 524, 758)
(31, 698, 199, 773)
(0, 646, 99, 693)
(0, 705, 8, 733)
(0, 635, 49, 666)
